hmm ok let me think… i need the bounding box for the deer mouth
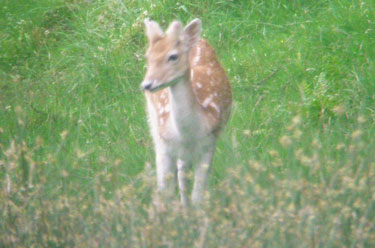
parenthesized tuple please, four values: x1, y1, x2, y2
(142, 76, 184, 92)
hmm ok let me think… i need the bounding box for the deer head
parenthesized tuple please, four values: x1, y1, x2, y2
(141, 19, 202, 92)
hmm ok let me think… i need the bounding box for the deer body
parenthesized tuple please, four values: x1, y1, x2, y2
(142, 19, 231, 206)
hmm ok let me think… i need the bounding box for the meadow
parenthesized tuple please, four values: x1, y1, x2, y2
(1, 0, 375, 247)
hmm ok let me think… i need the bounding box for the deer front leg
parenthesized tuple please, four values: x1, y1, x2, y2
(177, 158, 191, 207)
(155, 144, 177, 200)
(177, 147, 194, 207)
(192, 137, 216, 205)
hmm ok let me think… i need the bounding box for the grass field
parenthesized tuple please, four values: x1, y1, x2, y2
(1, 0, 375, 247)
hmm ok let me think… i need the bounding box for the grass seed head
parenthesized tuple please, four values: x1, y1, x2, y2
(279, 135, 292, 148)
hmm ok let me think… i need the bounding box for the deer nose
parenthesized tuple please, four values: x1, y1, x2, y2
(141, 80, 153, 91)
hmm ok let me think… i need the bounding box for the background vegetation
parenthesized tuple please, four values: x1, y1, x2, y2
(1, 0, 374, 247)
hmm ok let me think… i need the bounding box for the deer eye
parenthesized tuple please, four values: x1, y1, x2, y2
(167, 54, 179, 62)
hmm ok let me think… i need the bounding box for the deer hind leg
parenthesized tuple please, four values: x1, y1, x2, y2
(192, 136, 216, 205)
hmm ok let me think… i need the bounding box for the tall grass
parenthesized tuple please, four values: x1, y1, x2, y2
(1, 0, 375, 247)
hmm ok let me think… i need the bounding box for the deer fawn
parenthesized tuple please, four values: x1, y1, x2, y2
(141, 18, 232, 206)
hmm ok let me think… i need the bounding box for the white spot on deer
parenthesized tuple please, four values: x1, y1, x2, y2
(196, 82, 202, 88)
(207, 68, 212, 76)
(161, 92, 167, 99)
(193, 46, 201, 65)
(202, 94, 214, 108)
(164, 104, 170, 113)
(191, 70, 194, 79)
(209, 102, 220, 113)
(210, 81, 214, 86)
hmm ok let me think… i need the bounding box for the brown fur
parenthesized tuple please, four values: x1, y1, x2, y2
(146, 39, 232, 137)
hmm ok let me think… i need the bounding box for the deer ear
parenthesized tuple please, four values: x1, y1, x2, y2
(166, 21, 182, 40)
(144, 19, 164, 44)
(183, 18, 202, 49)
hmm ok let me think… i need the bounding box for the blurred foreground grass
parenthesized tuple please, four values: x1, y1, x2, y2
(1, 0, 375, 247)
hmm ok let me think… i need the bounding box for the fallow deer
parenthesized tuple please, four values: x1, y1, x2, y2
(141, 18, 232, 206)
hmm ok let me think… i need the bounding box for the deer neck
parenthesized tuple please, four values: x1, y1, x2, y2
(168, 71, 202, 136)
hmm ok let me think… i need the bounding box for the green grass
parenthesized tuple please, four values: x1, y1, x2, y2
(1, 0, 375, 247)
